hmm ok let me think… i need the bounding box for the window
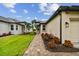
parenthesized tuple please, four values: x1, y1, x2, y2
(16, 25, 18, 30)
(11, 25, 14, 30)
(43, 25, 45, 27)
(43, 25, 45, 30)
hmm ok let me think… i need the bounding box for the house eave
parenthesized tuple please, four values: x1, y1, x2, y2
(46, 6, 79, 25)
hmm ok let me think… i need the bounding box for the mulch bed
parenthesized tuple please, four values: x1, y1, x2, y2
(44, 41, 79, 52)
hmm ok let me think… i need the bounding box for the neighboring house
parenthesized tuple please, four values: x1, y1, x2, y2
(45, 6, 79, 43)
(39, 21, 46, 33)
(34, 21, 46, 33)
(0, 16, 27, 35)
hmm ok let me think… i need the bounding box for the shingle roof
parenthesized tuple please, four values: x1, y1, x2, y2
(0, 16, 27, 26)
(0, 16, 18, 22)
(46, 6, 79, 24)
(35, 21, 46, 24)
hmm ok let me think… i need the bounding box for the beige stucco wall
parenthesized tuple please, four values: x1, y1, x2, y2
(46, 15, 60, 39)
(62, 11, 79, 43)
(46, 11, 79, 43)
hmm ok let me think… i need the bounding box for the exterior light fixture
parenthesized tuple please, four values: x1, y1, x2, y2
(65, 22, 69, 28)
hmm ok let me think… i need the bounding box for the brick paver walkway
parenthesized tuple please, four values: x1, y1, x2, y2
(24, 34, 79, 56)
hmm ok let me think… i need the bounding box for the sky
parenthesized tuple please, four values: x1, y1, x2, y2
(0, 3, 79, 23)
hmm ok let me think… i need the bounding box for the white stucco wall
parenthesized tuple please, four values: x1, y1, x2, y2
(19, 23, 28, 33)
(46, 15, 60, 39)
(0, 21, 27, 35)
(16, 25, 23, 34)
(40, 24, 43, 33)
(10, 24, 23, 34)
(24, 25, 28, 33)
(62, 11, 79, 43)
(0, 22, 10, 35)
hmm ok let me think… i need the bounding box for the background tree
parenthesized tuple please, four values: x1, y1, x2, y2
(31, 20, 37, 31)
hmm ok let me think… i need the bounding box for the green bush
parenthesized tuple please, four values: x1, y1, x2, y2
(30, 32, 36, 35)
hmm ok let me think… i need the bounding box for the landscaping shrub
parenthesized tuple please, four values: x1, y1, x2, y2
(21, 32, 30, 35)
(47, 39, 56, 48)
(2, 33, 7, 36)
(41, 32, 60, 49)
(41, 33, 45, 39)
(30, 32, 36, 35)
(41, 33, 60, 42)
(0, 32, 12, 37)
(22, 32, 26, 35)
(49, 34, 54, 39)
(20, 31, 36, 35)
(44, 33, 54, 41)
(53, 36, 60, 44)
(63, 40, 73, 48)
(44, 33, 49, 41)
(0, 35, 2, 37)
(41, 33, 47, 41)
(41, 33, 49, 41)
(41, 33, 44, 37)
(8, 32, 11, 35)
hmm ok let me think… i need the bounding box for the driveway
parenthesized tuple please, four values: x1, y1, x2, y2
(24, 34, 79, 56)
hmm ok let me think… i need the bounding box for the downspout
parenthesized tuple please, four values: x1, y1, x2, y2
(60, 12, 62, 44)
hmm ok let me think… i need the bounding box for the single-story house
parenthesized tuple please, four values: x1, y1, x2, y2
(0, 16, 28, 35)
(42, 6, 79, 44)
(39, 21, 46, 33)
(33, 21, 46, 33)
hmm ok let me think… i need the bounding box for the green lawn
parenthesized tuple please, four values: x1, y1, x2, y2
(0, 34, 35, 56)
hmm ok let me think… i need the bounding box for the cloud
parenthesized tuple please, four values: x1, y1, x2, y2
(26, 17, 30, 19)
(10, 9, 16, 13)
(41, 19, 47, 21)
(39, 3, 48, 12)
(49, 4, 59, 11)
(34, 16, 37, 19)
(2, 3, 16, 9)
(2, 3, 16, 14)
(24, 9, 28, 14)
(43, 12, 51, 15)
(16, 15, 22, 18)
(39, 3, 59, 15)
